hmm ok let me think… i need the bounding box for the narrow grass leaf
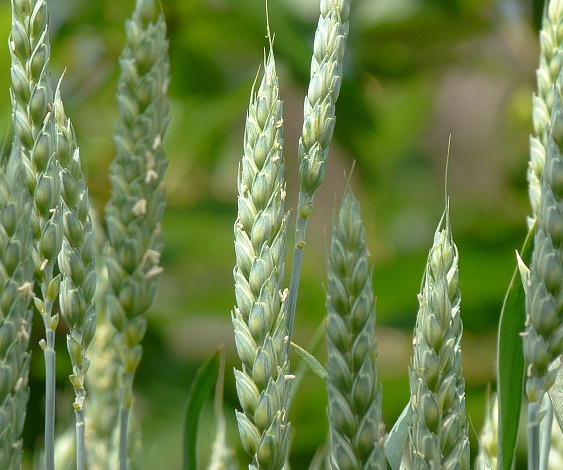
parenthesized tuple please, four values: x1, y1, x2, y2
(183, 350, 222, 470)
(291, 341, 328, 381)
(497, 221, 536, 470)
(384, 402, 411, 470)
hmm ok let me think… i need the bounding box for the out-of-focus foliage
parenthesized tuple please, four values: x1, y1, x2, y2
(0, 0, 541, 468)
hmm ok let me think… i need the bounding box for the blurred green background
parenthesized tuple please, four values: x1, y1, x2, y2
(0, 0, 549, 467)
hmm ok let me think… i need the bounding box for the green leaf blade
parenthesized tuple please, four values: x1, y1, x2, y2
(183, 349, 222, 470)
(497, 223, 536, 470)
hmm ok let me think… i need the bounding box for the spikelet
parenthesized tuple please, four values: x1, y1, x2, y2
(408, 206, 469, 470)
(232, 45, 292, 470)
(474, 392, 498, 470)
(0, 144, 35, 469)
(529, 0, 563, 224)
(325, 185, 386, 469)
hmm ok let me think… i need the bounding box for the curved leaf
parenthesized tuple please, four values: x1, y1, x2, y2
(497, 222, 536, 470)
(183, 349, 222, 470)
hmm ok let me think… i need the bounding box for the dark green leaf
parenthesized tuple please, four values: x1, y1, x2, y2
(183, 349, 222, 470)
(497, 221, 536, 470)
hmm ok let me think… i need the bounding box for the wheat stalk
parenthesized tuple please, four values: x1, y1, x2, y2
(286, 0, 351, 342)
(0, 143, 35, 469)
(325, 184, 386, 469)
(232, 44, 292, 470)
(408, 205, 469, 469)
(103, 0, 170, 466)
(528, 0, 563, 224)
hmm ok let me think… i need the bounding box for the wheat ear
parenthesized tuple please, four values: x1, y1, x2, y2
(52, 84, 97, 470)
(522, 69, 563, 468)
(408, 205, 469, 469)
(286, 0, 350, 341)
(233, 44, 292, 470)
(104, 0, 170, 466)
(0, 144, 35, 469)
(325, 184, 386, 469)
(529, 0, 563, 224)
(9, 1, 65, 467)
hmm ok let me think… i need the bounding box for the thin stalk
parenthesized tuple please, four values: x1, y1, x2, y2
(76, 409, 85, 470)
(43, 327, 56, 470)
(528, 401, 541, 470)
(539, 397, 554, 470)
(119, 371, 134, 469)
(286, 192, 311, 340)
(120, 408, 130, 470)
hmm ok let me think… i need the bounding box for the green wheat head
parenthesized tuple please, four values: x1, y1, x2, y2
(0, 144, 35, 469)
(408, 206, 469, 470)
(325, 184, 386, 469)
(529, 0, 563, 223)
(104, 0, 170, 406)
(232, 46, 292, 470)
